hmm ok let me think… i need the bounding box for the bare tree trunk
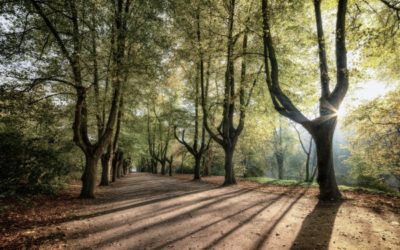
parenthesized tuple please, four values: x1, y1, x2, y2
(111, 151, 119, 182)
(275, 153, 284, 179)
(168, 163, 172, 176)
(100, 142, 114, 186)
(117, 151, 124, 178)
(161, 161, 166, 175)
(203, 148, 213, 176)
(80, 154, 98, 198)
(305, 153, 310, 182)
(305, 138, 313, 182)
(194, 156, 201, 180)
(99, 151, 110, 186)
(312, 120, 341, 200)
(223, 146, 236, 185)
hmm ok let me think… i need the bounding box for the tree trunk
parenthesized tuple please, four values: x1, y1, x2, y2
(203, 149, 213, 176)
(116, 151, 123, 178)
(276, 153, 284, 179)
(80, 155, 98, 199)
(117, 161, 121, 178)
(112, 153, 118, 182)
(168, 163, 172, 176)
(161, 162, 166, 175)
(202, 155, 208, 176)
(152, 160, 157, 174)
(193, 156, 201, 180)
(223, 146, 236, 185)
(312, 121, 342, 201)
(99, 153, 111, 186)
(120, 161, 124, 176)
(305, 152, 311, 182)
(123, 160, 128, 175)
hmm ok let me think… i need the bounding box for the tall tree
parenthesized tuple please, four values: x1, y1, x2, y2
(201, 0, 261, 185)
(261, 0, 349, 200)
(293, 124, 315, 182)
(272, 119, 286, 180)
(174, 7, 210, 181)
(28, 0, 129, 198)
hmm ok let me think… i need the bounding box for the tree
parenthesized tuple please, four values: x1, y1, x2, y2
(27, 0, 131, 198)
(174, 13, 210, 180)
(344, 89, 400, 186)
(271, 119, 288, 180)
(261, 0, 349, 200)
(293, 124, 315, 183)
(201, 0, 262, 185)
(146, 98, 175, 176)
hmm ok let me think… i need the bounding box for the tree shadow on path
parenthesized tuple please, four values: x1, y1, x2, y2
(291, 200, 343, 250)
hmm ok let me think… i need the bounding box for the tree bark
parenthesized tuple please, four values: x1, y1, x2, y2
(111, 152, 119, 182)
(275, 153, 284, 179)
(151, 160, 157, 174)
(305, 138, 313, 182)
(311, 120, 342, 201)
(80, 154, 98, 199)
(161, 162, 166, 175)
(305, 153, 310, 182)
(194, 156, 201, 180)
(202, 156, 209, 176)
(116, 151, 123, 178)
(223, 146, 236, 185)
(99, 152, 111, 186)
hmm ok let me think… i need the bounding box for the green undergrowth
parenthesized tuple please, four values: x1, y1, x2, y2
(244, 177, 400, 197)
(243, 177, 318, 187)
(338, 185, 400, 197)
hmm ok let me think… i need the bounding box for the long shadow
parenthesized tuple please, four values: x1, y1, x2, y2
(154, 192, 291, 249)
(204, 188, 308, 249)
(290, 200, 343, 250)
(66, 188, 246, 239)
(93, 188, 254, 248)
(251, 188, 309, 249)
(98, 185, 196, 201)
(50, 186, 213, 226)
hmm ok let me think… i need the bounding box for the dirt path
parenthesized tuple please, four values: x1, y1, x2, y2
(7, 173, 400, 249)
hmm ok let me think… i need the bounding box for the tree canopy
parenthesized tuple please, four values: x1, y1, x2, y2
(0, 0, 399, 199)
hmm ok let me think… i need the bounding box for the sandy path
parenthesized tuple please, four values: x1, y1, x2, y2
(40, 173, 399, 250)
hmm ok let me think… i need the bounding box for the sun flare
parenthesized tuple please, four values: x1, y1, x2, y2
(338, 80, 392, 117)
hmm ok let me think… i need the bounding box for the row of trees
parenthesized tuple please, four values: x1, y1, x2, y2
(1, 0, 398, 200)
(1, 0, 169, 198)
(140, 0, 349, 200)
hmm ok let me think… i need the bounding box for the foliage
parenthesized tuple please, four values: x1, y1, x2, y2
(344, 89, 400, 190)
(244, 177, 305, 187)
(0, 0, 399, 197)
(0, 131, 70, 195)
(0, 88, 78, 196)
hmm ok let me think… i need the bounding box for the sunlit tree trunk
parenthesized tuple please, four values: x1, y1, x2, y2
(311, 119, 341, 200)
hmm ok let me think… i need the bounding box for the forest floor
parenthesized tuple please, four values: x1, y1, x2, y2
(1, 173, 399, 250)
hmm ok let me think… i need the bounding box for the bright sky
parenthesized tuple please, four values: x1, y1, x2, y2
(337, 80, 393, 117)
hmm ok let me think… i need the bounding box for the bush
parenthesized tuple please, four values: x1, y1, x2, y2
(356, 175, 395, 193)
(0, 131, 70, 196)
(175, 164, 194, 174)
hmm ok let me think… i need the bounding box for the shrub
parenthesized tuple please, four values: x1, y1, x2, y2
(0, 131, 70, 196)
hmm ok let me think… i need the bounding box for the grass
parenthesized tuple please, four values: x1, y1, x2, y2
(243, 177, 318, 187)
(338, 185, 400, 197)
(243, 177, 400, 197)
